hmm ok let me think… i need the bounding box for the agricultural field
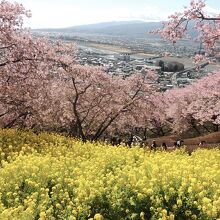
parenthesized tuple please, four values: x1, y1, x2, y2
(0, 129, 219, 220)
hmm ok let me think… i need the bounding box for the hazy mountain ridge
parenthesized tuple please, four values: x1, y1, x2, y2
(35, 20, 198, 40)
(34, 21, 163, 38)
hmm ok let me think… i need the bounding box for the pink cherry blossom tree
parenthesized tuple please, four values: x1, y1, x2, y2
(155, 0, 220, 48)
(184, 72, 220, 132)
(0, 1, 76, 129)
(143, 93, 170, 136)
(51, 66, 157, 141)
(0, 0, 159, 142)
(164, 87, 202, 135)
(162, 71, 220, 135)
(153, 0, 220, 136)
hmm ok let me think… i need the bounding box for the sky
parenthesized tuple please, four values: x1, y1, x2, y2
(9, 0, 220, 28)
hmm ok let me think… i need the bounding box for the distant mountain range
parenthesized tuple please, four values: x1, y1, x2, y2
(35, 20, 197, 39)
(34, 20, 163, 38)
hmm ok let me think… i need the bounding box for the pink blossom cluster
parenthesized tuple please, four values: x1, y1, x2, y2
(1, 0, 220, 140)
(155, 0, 220, 55)
(162, 72, 220, 134)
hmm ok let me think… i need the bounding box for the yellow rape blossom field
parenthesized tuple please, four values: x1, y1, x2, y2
(0, 129, 220, 220)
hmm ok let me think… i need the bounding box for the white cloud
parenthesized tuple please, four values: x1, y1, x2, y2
(23, 4, 172, 28)
(21, 3, 174, 28)
(115, 6, 170, 22)
(204, 6, 220, 16)
(7, 0, 220, 28)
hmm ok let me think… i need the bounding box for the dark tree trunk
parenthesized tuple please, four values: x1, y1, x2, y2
(143, 127, 147, 140)
(190, 118, 201, 135)
(213, 124, 219, 132)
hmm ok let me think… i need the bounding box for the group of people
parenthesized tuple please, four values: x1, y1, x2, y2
(150, 139, 184, 151)
(109, 134, 207, 152)
(109, 133, 187, 151)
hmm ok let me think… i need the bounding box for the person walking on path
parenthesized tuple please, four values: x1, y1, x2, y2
(151, 140, 157, 151)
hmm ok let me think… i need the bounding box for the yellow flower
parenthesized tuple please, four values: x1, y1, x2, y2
(0, 129, 219, 220)
(191, 214, 197, 219)
(140, 211, 145, 219)
(162, 209, 167, 216)
(202, 197, 211, 204)
(185, 210, 191, 216)
(55, 203, 62, 209)
(94, 213, 104, 220)
(177, 199, 182, 207)
(169, 214, 175, 220)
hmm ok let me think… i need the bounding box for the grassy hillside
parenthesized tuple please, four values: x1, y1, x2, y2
(0, 129, 219, 219)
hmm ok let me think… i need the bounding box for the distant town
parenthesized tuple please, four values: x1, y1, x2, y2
(35, 20, 220, 91)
